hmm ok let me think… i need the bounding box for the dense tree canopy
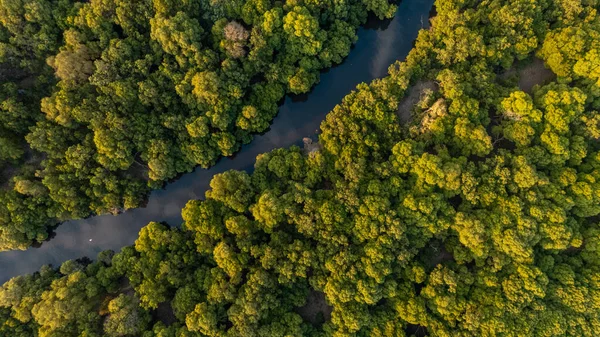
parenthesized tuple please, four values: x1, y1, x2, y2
(2, 0, 600, 336)
(0, 0, 397, 250)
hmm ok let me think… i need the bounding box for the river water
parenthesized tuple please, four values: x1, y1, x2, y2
(0, 0, 434, 282)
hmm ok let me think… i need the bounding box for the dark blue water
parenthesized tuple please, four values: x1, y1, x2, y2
(0, 0, 434, 282)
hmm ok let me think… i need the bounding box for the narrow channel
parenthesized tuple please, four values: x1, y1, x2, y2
(0, 0, 434, 282)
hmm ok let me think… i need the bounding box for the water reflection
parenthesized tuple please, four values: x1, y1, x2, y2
(0, 0, 434, 282)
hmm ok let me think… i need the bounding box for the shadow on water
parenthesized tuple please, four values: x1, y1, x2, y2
(0, 0, 435, 282)
(30, 233, 55, 249)
(406, 324, 429, 337)
(289, 92, 310, 103)
(364, 12, 395, 31)
(428, 1, 438, 18)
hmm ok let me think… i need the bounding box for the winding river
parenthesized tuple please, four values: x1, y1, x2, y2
(0, 0, 434, 282)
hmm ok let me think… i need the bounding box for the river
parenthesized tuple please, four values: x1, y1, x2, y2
(0, 0, 434, 282)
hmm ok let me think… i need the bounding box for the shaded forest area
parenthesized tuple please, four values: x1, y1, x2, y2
(0, 0, 396, 250)
(2, 0, 600, 336)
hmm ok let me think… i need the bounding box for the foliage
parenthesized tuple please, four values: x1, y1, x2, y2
(0, 0, 396, 250)
(2, 0, 600, 336)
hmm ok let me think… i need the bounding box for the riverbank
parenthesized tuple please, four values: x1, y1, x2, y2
(0, 0, 436, 283)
